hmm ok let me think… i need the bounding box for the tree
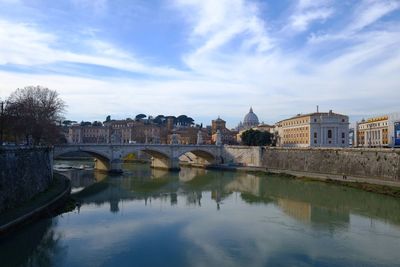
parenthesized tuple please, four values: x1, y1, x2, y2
(153, 115, 166, 125)
(62, 120, 76, 127)
(241, 129, 273, 146)
(92, 121, 103, 126)
(80, 121, 92, 126)
(6, 86, 66, 145)
(135, 114, 146, 121)
(177, 115, 194, 126)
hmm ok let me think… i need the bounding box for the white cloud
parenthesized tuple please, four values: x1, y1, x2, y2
(290, 8, 333, 32)
(348, 0, 400, 32)
(0, 19, 186, 77)
(287, 0, 334, 32)
(175, 0, 273, 58)
(0, 1, 400, 125)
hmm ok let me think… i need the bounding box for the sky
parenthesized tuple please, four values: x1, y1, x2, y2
(0, 0, 399, 128)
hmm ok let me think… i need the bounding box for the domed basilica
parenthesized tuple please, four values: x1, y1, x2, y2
(237, 107, 260, 131)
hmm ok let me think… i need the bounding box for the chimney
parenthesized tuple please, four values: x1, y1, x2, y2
(317, 105, 319, 113)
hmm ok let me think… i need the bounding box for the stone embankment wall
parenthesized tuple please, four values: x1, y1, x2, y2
(223, 146, 263, 167)
(0, 147, 53, 213)
(262, 148, 400, 182)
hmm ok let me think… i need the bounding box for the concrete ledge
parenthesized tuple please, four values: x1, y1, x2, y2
(208, 164, 400, 189)
(265, 168, 400, 188)
(0, 175, 71, 235)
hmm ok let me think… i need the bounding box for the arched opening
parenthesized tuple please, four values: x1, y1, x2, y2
(141, 149, 176, 170)
(179, 149, 216, 168)
(54, 150, 111, 172)
(122, 151, 151, 163)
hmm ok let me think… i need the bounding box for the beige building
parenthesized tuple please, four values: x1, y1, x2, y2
(67, 117, 212, 145)
(355, 113, 400, 147)
(68, 125, 109, 143)
(275, 110, 349, 148)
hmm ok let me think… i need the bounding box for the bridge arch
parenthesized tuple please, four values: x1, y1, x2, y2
(53, 147, 113, 172)
(178, 149, 217, 166)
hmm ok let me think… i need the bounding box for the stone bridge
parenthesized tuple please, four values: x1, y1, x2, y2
(54, 144, 225, 172)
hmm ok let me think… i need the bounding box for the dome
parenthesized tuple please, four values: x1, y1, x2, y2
(243, 107, 259, 128)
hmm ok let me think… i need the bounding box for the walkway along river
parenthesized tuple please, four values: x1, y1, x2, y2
(1, 162, 400, 267)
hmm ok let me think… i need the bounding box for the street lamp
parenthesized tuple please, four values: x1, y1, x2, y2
(0, 100, 7, 146)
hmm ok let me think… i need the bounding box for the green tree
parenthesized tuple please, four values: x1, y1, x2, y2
(153, 115, 166, 125)
(241, 129, 273, 146)
(177, 115, 194, 126)
(135, 114, 146, 121)
(80, 121, 92, 126)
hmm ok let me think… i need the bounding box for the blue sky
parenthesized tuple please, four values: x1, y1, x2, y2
(0, 0, 399, 127)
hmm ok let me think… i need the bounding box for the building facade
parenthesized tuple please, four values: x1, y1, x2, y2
(275, 110, 349, 148)
(237, 107, 260, 131)
(67, 117, 214, 145)
(211, 117, 237, 145)
(355, 113, 400, 147)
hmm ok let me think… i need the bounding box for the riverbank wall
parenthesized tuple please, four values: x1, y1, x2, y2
(0, 147, 53, 213)
(221, 146, 400, 183)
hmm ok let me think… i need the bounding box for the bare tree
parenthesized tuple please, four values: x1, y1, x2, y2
(6, 86, 66, 145)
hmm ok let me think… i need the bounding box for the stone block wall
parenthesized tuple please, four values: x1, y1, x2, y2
(223, 146, 263, 167)
(0, 147, 53, 213)
(262, 148, 400, 182)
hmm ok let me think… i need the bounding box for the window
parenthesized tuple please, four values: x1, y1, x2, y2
(342, 132, 345, 138)
(314, 132, 317, 138)
(328, 130, 332, 139)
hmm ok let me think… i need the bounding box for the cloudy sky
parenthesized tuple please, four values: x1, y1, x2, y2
(0, 0, 399, 127)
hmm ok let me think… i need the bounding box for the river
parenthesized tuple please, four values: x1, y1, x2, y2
(1, 162, 400, 267)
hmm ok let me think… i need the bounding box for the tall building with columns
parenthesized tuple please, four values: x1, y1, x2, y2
(355, 113, 400, 147)
(275, 110, 349, 148)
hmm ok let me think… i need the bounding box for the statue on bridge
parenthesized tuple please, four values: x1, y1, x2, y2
(197, 131, 203, 145)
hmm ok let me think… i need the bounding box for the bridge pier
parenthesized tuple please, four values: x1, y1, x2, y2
(94, 158, 123, 174)
(109, 159, 123, 174)
(150, 157, 180, 171)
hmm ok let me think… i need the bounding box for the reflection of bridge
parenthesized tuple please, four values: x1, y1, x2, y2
(54, 144, 224, 172)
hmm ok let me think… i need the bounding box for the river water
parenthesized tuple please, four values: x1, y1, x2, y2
(1, 162, 400, 267)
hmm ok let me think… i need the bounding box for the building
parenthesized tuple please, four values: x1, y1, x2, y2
(355, 113, 400, 147)
(67, 116, 213, 145)
(211, 117, 237, 145)
(237, 107, 260, 131)
(67, 125, 109, 143)
(275, 110, 349, 148)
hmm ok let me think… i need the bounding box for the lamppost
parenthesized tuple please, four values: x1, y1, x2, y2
(0, 101, 6, 146)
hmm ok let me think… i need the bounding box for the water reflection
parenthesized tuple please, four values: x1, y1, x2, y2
(1, 163, 400, 267)
(0, 219, 64, 267)
(66, 163, 400, 228)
